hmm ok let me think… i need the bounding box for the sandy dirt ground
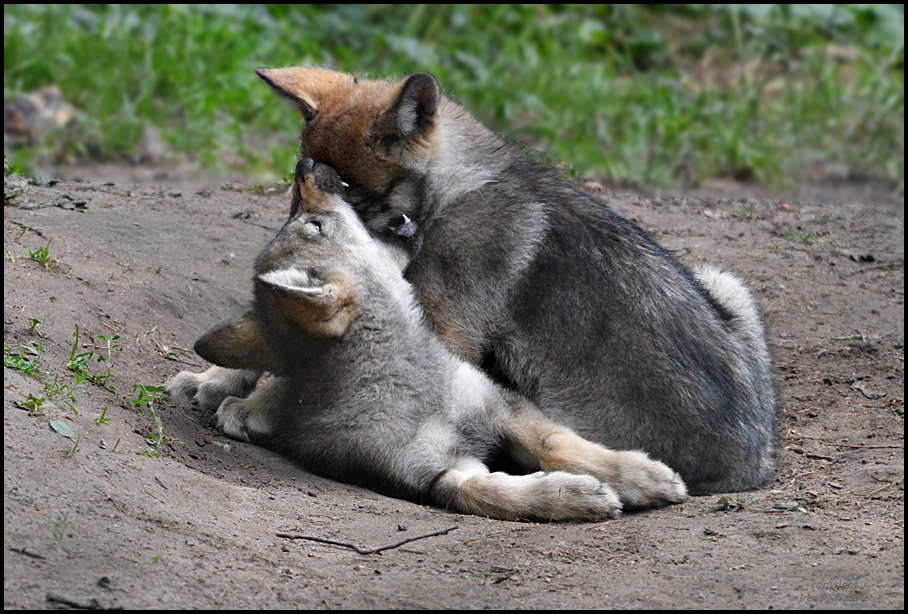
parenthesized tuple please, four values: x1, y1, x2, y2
(3, 171, 903, 609)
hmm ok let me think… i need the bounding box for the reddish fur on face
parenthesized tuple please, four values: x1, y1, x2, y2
(258, 67, 407, 194)
(296, 172, 338, 214)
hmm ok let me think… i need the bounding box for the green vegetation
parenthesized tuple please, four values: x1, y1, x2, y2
(786, 227, 814, 244)
(133, 384, 169, 458)
(28, 240, 54, 268)
(5, 341, 44, 377)
(66, 324, 120, 392)
(94, 405, 111, 426)
(3, 5, 903, 188)
(6, 322, 121, 417)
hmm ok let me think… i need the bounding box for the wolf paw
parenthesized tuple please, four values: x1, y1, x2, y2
(210, 396, 270, 443)
(164, 366, 258, 413)
(530, 471, 623, 521)
(607, 451, 687, 509)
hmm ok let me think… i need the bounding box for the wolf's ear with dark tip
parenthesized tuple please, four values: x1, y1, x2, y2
(194, 310, 276, 372)
(255, 67, 319, 121)
(387, 73, 440, 139)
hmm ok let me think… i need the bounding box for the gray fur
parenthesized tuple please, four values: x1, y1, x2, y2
(166, 162, 687, 521)
(292, 75, 779, 494)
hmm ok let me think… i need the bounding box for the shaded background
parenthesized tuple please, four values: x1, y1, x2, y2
(4, 4, 904, 193)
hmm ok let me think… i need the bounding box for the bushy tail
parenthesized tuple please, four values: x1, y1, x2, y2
(694, 265, 779, 492)
(694, 265, 768, 355)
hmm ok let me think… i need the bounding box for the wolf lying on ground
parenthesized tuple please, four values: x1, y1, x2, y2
(166, 159, 686, 521)
(243, 67, 780, 495)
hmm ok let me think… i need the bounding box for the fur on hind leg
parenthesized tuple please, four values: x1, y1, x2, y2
(500, 400, 687, 509)
(430, 458, 621, 522)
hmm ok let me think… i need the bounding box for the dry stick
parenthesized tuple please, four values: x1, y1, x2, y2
(45, 592, 118, 610)
(10, 546, 46, 560)
(823, 443, 903, 450)
(276, 526, 458, 555)
(798, 435, 903, 449)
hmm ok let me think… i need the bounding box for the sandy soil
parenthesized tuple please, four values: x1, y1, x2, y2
(3, 172, 903, 609)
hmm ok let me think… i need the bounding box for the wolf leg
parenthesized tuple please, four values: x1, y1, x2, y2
(503, 401, 687, 509)
(165, 366, 260, 412)
(431, 458, 621, 522)
(210, 375, 285, 444)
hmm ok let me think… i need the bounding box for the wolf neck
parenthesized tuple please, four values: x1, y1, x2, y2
(421, 102, 512, 218)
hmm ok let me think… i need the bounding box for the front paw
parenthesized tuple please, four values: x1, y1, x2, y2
(211, 397, 268, 444)
(164, 367, 258, 412)
(610, 451, 687, 509)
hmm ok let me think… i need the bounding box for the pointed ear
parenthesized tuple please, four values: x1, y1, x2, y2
(383, 73, 440, 140)
(194, 310, 275, 372)
(258, 268, 360, 338)
(255, 66, 355, 122)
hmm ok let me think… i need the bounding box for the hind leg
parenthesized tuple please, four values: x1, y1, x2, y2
(430, 458, 622, 522)
(165, 366, 260, 412)
(501, 400, 687, 509)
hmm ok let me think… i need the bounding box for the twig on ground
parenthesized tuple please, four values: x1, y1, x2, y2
(276, 525, 458, 555)
(46, 592, 121, 610)
(10, 546, 46, 560)
(825, 443, 903, 450)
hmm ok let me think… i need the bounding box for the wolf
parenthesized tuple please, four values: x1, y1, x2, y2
(245, 67, 779, 496)
(166, 159, 686, 521)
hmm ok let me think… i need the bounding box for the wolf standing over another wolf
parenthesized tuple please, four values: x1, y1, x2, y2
(249, 67, 778, 496)
(167, 159, 687, 521)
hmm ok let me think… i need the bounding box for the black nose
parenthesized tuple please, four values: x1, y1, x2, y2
(297, 157, 317, 180)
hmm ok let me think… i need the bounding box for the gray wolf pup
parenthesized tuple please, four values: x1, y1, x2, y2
(166, 159, 686, 521)
(251, 67, 778, 495)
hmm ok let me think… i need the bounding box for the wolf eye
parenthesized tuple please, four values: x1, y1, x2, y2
(303, 218, 322, 234)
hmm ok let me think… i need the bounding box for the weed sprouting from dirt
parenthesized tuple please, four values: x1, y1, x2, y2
(28, 239, 54, 268)
(27, 317, 44, 337)
(786, 227, 813, 244)
(133, 384, 169, 458)
(64, 435, 81, 458)
(94, 405, 111, 426)
(8, 323, 122, 417)
(66, 324, 120, 392)
(5, 341, 44, 377)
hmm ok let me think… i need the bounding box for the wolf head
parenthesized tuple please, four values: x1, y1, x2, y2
(257, 67, 439, 195)
(257, 67, 501, 229)
(194, 158, 413, 372)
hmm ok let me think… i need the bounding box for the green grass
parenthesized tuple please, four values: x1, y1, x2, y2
(786, 227, 814, 244)
(66, 323, 120, 392)
(133, 384, 168, 458)
(5, 341, 44, 377)
(28, 240, 54, 268)
(6, 322, 121, 416)
(4, 4, 904, 189)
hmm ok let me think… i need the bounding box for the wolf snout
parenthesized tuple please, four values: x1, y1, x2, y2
(297, 157, 317, 180)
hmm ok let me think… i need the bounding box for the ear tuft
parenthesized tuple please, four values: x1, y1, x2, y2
(256, 67, 319, 121)
(258, 267, 359, 338)
(259, 267, 316, 292)
(391, 73, 440, 138)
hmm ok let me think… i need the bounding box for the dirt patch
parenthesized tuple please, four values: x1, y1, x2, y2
(4, 174, 903, 609)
